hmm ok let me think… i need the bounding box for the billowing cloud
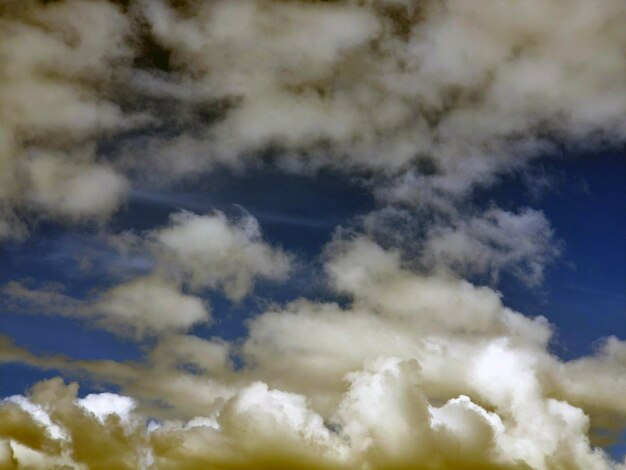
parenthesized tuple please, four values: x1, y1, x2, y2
(1, 337, 625, 469)
(0, 379, 148, 470)
(1, 239, 625, 468)
(0, 0, 134, 239)
(0, 0, 624, 469)
(149, 211, 293, 301)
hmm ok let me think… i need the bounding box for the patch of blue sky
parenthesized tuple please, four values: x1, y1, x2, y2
(0, 150, 623, 407)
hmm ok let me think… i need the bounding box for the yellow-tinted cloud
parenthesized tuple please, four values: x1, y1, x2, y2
(0, 1, 625, 468)
(1, 239, 624, 469)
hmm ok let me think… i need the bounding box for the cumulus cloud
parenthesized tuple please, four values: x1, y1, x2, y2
(77, 393, 137, 426)
(2, 239, 624, 468)
(0, 379, 148, 470)
(1, 339, 625, 469)
(557, 337, 626, 417)
(149, 211, 293, 301)
(0, 0, 625, 469)
(324, 236, 551, 339)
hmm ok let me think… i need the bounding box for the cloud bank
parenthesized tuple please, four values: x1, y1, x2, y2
(2, 239, 626, 469)
(0, 0, 624, 236)
(0, 0, 624, 469)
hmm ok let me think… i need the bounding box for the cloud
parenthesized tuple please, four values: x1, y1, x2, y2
(1, 277, 209, 341)
(421, 208, 560, 285)
(0, 378, 148, 470)
(3, 239, 624, 468)
(324, 236, 551, 339)
(0, 0, 623, 240)
(23, 149, 128, 222)
(1, 341, 624, 469)
(93, 276, 210, 339)
(149, 211, 293, 301)
(128, 0, 626, 185)
(1, 211, 289, 339)
(0, 0, 624, 468)
(1, 281, 84, 318)
(0, 0, 136, 239)
(557, 337, 626, 417)
(77, 393, 136, 425)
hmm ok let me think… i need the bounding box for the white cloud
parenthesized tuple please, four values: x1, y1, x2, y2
(0, 273, 624, 468)
(24, 149, 128, 222)
(0, 0, 136, 236)
(2, 395, 66, 441)
(151, 211, 293, 301)
(94, 276, 210, 339)
(77, 393, 136, 425)
(0, 0, 624, 237)
(129, 0, 626, 187)
(0, 1, 624, 468)
(422, 208, 560, 285)
(2, 276, 210, 340)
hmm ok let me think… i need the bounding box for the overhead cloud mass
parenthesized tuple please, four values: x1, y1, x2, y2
(0, 0, 625, 469)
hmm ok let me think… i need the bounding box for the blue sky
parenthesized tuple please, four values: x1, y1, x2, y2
(2, 149, 625, 460)
(2, 151, 623, 369)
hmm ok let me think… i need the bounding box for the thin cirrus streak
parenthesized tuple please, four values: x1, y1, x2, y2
(0, 0, 625, 469)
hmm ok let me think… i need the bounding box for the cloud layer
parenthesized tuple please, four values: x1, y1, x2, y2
(0, 0, 624, 469)
(1, 239, 625, 469)
(1, 0, 624, 237)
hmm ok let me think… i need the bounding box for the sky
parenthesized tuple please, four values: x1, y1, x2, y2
(0, 1, 625, 469)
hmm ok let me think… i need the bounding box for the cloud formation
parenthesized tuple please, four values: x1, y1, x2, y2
(1, 239, 625, 469)
(421, 208, 560, 285)
(0, 0, 135, 239)
(0, 0, 624, 469)
(93, 276, 210, 339)
(2, 211, 290, 338)
(1, 0, 624, 237)
(149, 211, 293, 301)
(129, 0, 626, 185)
